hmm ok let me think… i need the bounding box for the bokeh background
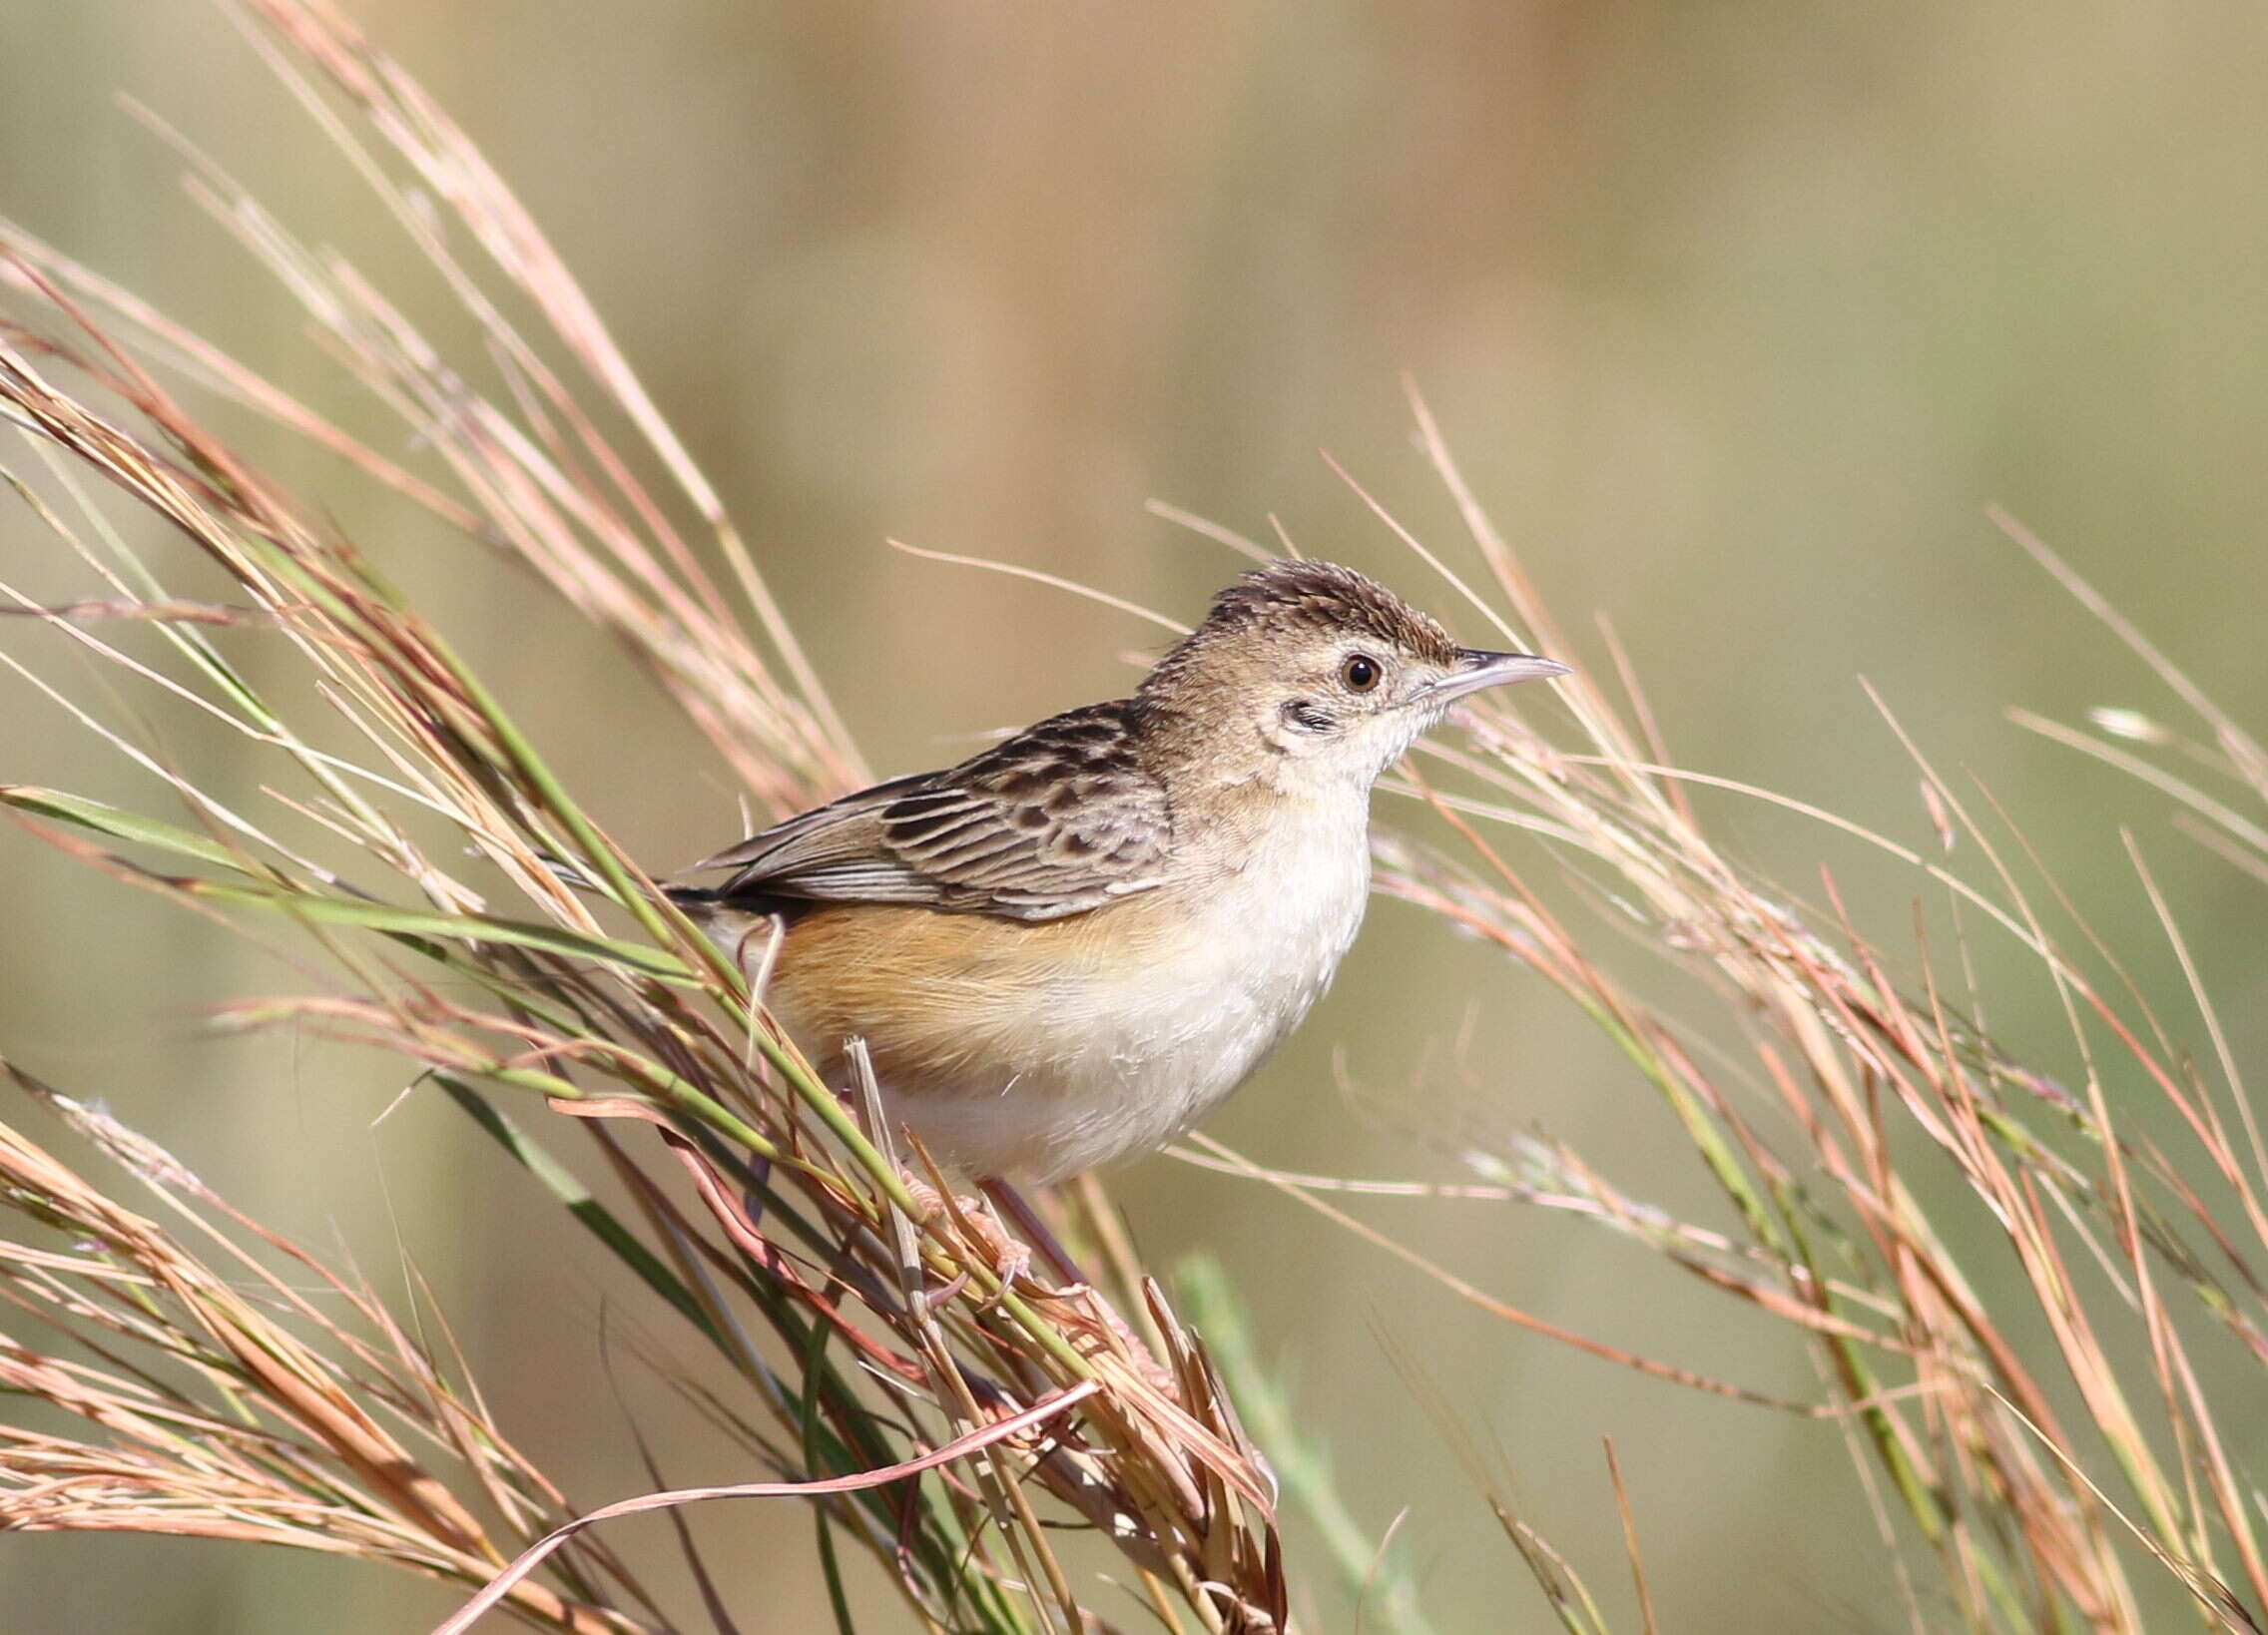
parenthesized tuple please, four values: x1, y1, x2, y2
(5, 3, 2268, 1631)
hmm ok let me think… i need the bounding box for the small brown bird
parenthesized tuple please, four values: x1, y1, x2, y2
(678, 560, 1566, 1184)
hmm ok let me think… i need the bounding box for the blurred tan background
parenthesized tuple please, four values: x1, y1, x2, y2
(6, 3, 2268, 1630)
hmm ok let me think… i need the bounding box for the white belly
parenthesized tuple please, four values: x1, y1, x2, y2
(881, 820, 1372, 1181)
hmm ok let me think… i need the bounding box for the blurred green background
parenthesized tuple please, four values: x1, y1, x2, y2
(5, 3, 2268, 1630)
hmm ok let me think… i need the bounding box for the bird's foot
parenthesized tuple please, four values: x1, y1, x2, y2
(900, 1177, 1035, 1297)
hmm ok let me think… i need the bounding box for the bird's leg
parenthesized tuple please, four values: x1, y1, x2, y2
(977, 1179, 1087, 1289)
(980, 1180, 1181, 1396)
(841, 1038, 1059, 1302)
(899, 1174, 1034, 1295)
(838, 1038, 1014, 1289)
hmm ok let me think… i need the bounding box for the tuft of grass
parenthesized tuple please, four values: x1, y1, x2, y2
(0, 5, 1284, 1630)
(1176, 390, 2268, 1631)
(0, 1061, 661, 1635)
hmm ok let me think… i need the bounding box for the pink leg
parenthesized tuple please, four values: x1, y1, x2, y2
(978, 1179, 1088, 1289)
(900, 1176, 1034, 1292)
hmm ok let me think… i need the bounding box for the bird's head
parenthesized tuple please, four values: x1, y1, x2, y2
(1138, 559, 1568, 794)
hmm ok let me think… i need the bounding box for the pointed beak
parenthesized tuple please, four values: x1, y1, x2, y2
(1418, 648, 1571, 707)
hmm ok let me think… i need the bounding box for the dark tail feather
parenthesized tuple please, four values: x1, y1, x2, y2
(533, 853, 786, 933)
(535, 850, 717, 906)
(532, 850, 601, 892)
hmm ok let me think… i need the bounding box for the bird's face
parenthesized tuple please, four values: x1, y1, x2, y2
(1139, 560, 1568, 795)
(1258, 632, 1567, 787)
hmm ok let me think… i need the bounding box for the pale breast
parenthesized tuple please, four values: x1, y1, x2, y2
(760, 800, 1373, 1181)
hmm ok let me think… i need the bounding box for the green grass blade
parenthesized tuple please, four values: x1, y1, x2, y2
(436, 1074, 717, 1338)
(2, 785, 258, 874)
(182, 878, 697, 982)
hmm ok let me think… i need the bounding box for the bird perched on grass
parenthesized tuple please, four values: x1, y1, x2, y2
(678, 560, 1566, 1185)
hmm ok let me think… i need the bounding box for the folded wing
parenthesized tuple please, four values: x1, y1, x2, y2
(693, 701, 1172, 921)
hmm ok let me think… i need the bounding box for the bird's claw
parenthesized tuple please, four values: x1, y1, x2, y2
(900, 1177, 1038, 1302)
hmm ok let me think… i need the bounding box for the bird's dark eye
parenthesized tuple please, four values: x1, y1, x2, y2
(1340, 653, 1382, 693)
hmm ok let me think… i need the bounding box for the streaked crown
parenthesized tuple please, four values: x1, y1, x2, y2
(1200, 560, 1457, 664)
(1141, 560, 1458, 704)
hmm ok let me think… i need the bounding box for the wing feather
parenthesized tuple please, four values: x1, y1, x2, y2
(690, 702, 1172, 921)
